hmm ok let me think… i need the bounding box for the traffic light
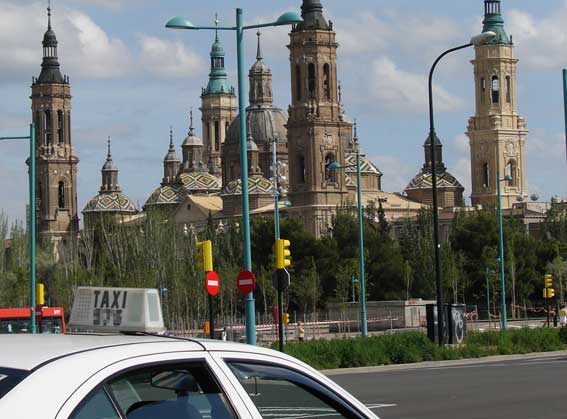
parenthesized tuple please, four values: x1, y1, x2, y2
(196, 240, 213, 272)
(282, 313, 289, 325)
(36, 283, 45, 306)
(275, 239, 291, 269)
(548, 288, 555, 299)
(544, 273, 553, 288)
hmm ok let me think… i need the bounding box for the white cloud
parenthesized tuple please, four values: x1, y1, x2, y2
(506, 8, 567, 70)
(368, 56, 464, 113)
(448, 158, 472, 201)
(138, 36, 205, 79)
(370, 154, 416, 193)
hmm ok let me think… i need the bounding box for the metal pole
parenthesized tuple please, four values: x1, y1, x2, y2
(496, 160, 507, 330)
(236, 8, 256, 345)
(209, 294, 214, 339)
(352, 275, 356, 303)
(272, 137, 285, 351)
(428, 43, 471, 345)
(30, 123, 36, 334)
(355, 149, 367, 336)
(563, 70, 567, 170)
(486, 268, 490, 322)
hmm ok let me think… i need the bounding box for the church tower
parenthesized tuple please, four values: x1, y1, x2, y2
(30, 4, 79, 239)
(287, 0, 351, 236)
(467, 0, 527, 209)
(200, 24, 237, 178)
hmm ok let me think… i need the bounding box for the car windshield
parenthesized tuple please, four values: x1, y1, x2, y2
(0, 367, 30, 399)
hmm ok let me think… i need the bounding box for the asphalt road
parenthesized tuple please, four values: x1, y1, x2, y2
(328, 354, 567, 419)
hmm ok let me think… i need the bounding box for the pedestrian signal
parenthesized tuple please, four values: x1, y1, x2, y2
(275, 239, 291, 269)
(544, 274, 553, 288)
(196, 240, 213, 272)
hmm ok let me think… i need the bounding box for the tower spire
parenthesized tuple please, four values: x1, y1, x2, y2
(298, 0, 329, 30)
(106, 136, 112, 160)
(256, 30, 263, 61)
(47, 0, 52, 30)
(482, 0, 510, 44)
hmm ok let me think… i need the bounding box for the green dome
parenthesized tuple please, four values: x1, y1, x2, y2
(481, 0, 510, 45)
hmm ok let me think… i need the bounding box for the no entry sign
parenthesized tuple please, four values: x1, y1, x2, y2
(205, 271, 220, 296)
(237, 270, 256, 295)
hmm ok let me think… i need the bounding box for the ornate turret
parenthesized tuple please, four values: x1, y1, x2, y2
(163, 128, 180, 185)
(296, 0, 329, 31)
(36, 2, 66, 85)
(202, 18, 233, 96)
(181, 110, 204, 173)
(482, 0, 511, 45)
(248, 31, 273, 106)
(101, 137, 120, 193)
(423, 133, 446, 174)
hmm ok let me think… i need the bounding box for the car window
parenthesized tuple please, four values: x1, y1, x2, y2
(0, 367, 30, 399)
(105, 362, 236, 419)
(227, 362, 366, 419)
(70, 388, 120, 419)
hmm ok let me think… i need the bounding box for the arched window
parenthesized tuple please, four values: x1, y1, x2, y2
(323, 64, 331, 100)
(57, 110, 63, 144)
(482, 163, 490, 188)
(295, 65, 302, 101)
(67, 112, 71, 145)
(491, 76, 500, 104)
(214, 121, 220, 151)
(58, 181, 65, 209)
(44, 110, 52, 145)
(506, 76, 511, 103)
(35, 112, 41, 144)
(225, 121, 229, 134)
(308, 63, 316, 99)
(507, 160, 517, 186)
(480, 78, 486, 104)
(324, 153, 337, 183)
(299, 156, 305, 184)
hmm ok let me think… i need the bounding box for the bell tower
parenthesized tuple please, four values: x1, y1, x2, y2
(30, 3, 79, 239)
(287, 0, 351, 236)
(200, 18, 237, 178)
(467, 0, 527, 209)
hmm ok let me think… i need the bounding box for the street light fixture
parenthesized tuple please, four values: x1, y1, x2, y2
(428, 31, 496, 345)
(329, 139, 368, 337)
(166, 9, 302, 345)
(0, 124, 36, 333)
(497, 170, 512, 330)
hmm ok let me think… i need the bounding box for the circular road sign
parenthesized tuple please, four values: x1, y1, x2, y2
(205, 271, 220, 296)
(237, 270, 256, 295)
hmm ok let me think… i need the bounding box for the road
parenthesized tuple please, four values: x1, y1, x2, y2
(328, 354, 567, 419)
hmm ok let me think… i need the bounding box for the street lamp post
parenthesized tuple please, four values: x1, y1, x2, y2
(329, 145, 367, 337)
(428, 31, 496, 345)
(497, 164, 512, 330)
(0, 124, 36, 333)
(166, 10, 302, 345)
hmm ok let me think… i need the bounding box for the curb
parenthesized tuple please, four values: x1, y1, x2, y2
(322, 350, 567, 376)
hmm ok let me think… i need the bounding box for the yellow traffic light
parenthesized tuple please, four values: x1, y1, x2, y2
(275, 239, 291, 269)
(196, 240, 213, 272)
(543, 288, 547, 299)
(544, 273, 553, 288)
(36, 283, 45, 306)
(548, 288, 555, 299)
(282, 313, 290, 325)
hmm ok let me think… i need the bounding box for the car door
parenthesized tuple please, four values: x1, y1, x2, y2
(56, 351, 254, 419)
(209, 351, 378, 419)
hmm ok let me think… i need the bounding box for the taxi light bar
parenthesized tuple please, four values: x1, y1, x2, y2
(68, 287, 165, 334)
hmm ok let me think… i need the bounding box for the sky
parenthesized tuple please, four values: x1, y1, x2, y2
(0, 0, 566, 224)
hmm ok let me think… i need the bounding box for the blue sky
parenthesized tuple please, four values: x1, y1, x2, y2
(1, 0, 566, 224)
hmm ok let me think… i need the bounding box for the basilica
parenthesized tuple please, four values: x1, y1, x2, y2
(30, 0, 532, 240)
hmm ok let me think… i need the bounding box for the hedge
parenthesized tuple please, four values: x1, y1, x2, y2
(281, 328, 566, 370)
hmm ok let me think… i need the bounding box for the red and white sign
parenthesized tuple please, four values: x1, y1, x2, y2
(206, 271, 220, 296)
(237, 270, 256, 295)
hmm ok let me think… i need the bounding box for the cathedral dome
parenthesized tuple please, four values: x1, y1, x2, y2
(405, 171, 463, 191)
(179, 172, 221, 194)
(226, 107, 287, 146)
(144, 184, 186, 208)
(221, 175, 274, 196)
(83, 192, 137, 214)
(182, 131, 203, 146)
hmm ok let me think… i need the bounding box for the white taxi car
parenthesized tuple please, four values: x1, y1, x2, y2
(0, 334, 379, 419)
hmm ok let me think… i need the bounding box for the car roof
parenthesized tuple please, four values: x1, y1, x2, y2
(0, 334, 300, 372)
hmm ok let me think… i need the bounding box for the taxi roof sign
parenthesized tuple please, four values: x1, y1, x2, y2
(69, 287, 165, 334)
